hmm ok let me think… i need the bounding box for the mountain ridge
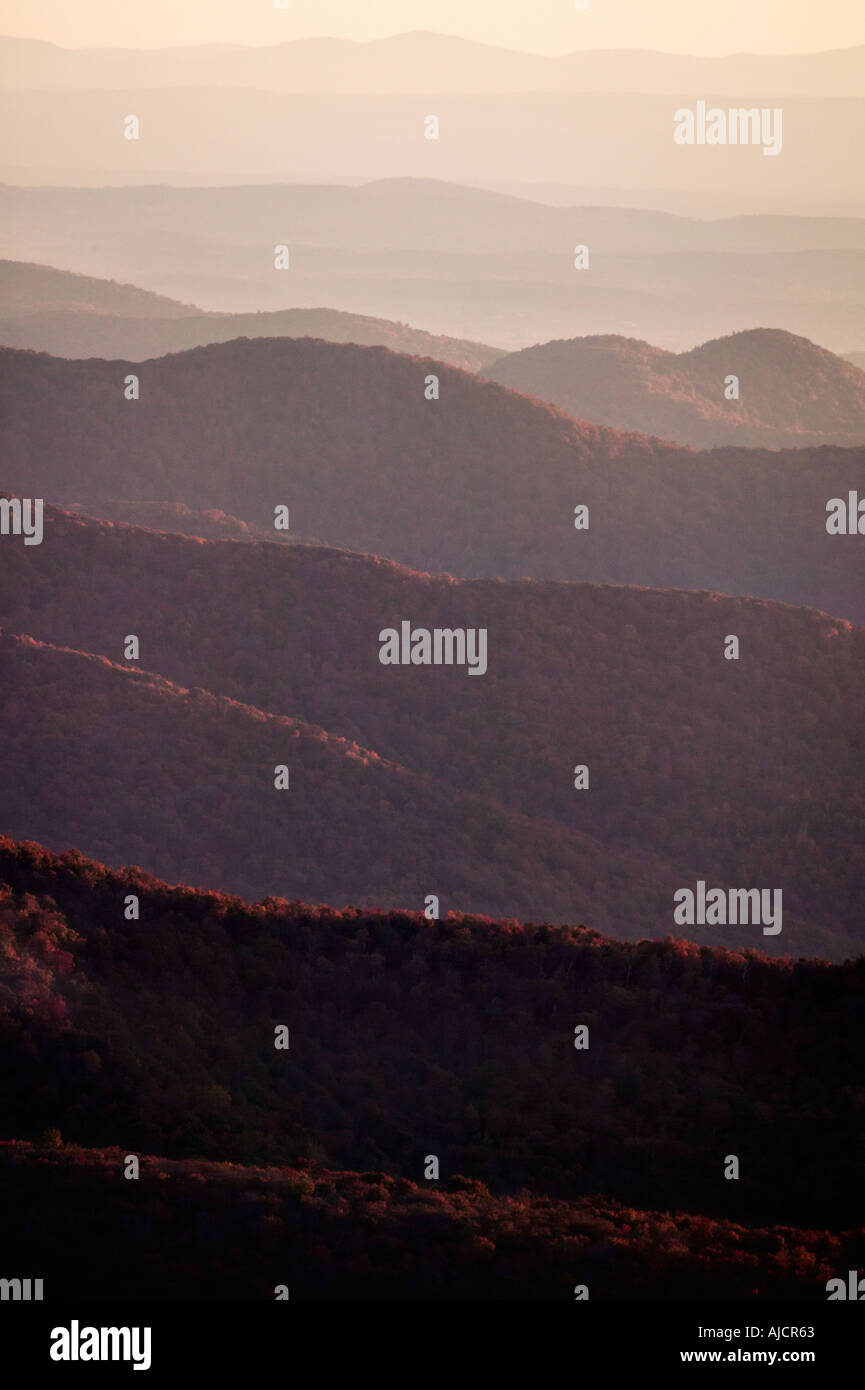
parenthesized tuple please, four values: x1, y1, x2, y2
(3, 505, 863, 960)
(3, 336, 862, 622)
(485, 327, 865, 448)
(1, 33, 862, 96)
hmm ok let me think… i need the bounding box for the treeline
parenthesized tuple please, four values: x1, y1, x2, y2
(2, 1140, 861, 1301)
(1, 838, 863, 1230)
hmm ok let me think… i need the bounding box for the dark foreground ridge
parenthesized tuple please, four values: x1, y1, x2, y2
(1, 837, 862, 1241)
(2, 1139, 861, 1301)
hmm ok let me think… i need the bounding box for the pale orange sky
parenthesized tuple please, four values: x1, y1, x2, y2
(1, 0, 863, 55)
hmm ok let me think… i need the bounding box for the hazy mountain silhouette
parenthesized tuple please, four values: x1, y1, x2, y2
(3, 183, 863, 349)
(2, 34, 862, 97)
(486, 328, 865, 448)
(844, 351, 865, 371)
(5, 180, 865, 256)
(1, 88, 861, 207)
(3, 508, 863, 959)
(0, 258, 198, 317)
(0, 260, 502, 367)
(3, 338, 863, 621)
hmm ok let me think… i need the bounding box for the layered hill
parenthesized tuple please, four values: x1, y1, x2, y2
(2, 35, 862, 97)
(6, 183, 865, 260)
(0, 84, 862, 219)
(3, 509, 864, 960)
(2, 338, 863, 622)
(1, 838, 863, 1233)
(0, 632, 666, 934)
(0, 260, 501, 369)
(0, 258, 198, 318)
(485, 329, 865, 449)
(2, 183, 863, 348)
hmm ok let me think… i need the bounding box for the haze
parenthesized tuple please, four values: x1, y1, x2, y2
(2, 0, 864, 56)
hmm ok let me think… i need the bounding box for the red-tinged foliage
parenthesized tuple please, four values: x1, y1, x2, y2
(1, 1140, 861, 1301)
(0, 837, 862, 1231)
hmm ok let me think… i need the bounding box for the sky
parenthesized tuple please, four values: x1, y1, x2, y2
(1, 0, 863, 55)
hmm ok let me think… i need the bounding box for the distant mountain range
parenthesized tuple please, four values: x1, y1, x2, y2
(0, 260, 501, 369)
(3, 337, 863, 622)
(486, 328, 865, 448)
(1, 33, 861, 97)
(3, 262, 862, 449)
(2, 507, 863, 960)
(1, 87, 861, 208)
(2, 183, 862, 350)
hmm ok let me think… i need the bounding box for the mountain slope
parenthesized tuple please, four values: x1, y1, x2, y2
(5, 1140, 861, 1301)
(0, 259, 198, 318)
(3, 508, 864, 959)
(0, 260, 502, 369)
(1, 632, 667, 933)
(1, 837, 863, 1230)
(2, 337, 863, 622)
(485, 329, 865, 448)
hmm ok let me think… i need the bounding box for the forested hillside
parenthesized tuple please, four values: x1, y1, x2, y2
(486, 329, 865, 448)
(2, 508, 864, 958)
(3, 1141, 862, 1300)
(2, 338, 862, 621)
(1, 838, 863, 1234)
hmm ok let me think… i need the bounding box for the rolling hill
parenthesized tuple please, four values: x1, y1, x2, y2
(2, 182, 864, 349)
(2, 338, 863, 623)
(485, 329, 865, 448)
(2, 508, 864, 960)
(0, 631, 669, 935)
(0, 259, 502, 368)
